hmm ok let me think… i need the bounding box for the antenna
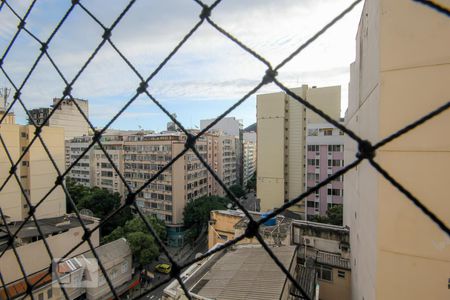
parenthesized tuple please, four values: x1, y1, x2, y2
(0, 87, 11, 111)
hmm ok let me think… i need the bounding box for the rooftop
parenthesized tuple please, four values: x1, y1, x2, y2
(166, 245, 298, 300)
(0, 214, 96, 251)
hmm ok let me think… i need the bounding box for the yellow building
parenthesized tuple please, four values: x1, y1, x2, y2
(344, 1, 450, 299)
(0, 114, 66, 221)
(256, 85, 341, 213)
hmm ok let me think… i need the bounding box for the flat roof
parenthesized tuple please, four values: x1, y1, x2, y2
(190, 245, 296, 300)
(0, 214, 94, 244)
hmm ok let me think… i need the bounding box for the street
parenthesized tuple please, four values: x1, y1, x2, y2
(135, 233, 208, 300)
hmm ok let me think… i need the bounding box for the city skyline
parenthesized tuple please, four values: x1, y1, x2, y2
(0, 0, 363, 131)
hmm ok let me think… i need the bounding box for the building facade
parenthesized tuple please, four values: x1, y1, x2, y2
(28, 98, 90, 141)
(256, 85, 341, 214)
(0, 117, 66, 221)
(242, 131, 256, 187)
(66, 136, 93, 187)
(291, 221, 351, 300)
(344, 1, 450, 299)
(305, 123, 344, 219)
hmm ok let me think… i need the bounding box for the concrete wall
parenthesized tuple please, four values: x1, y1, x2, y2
(257, 92, 286, 212)
(0, 124, 23, 220)
(27, 126, 66, 219)
(50, 99, 89, 140)
(345, 1, 450, 299)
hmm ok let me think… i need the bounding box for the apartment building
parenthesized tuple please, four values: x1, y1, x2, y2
(0, 114, 66, 221)
(28, 98, 89, 141)
(92, 134, 126, 196)
(27, 107, 51, 126)
(123, 132, 208, 245)
(216, 134, 239, 190)
(256, 85, 341, 214)
(243, 131, 256, 187)
(66, 135, 93, 187)
(344, 1, 450, 299)
(201, 117, 244, 186)
(305, 123, 344, 219)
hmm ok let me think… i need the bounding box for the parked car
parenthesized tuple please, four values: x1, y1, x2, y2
(155, 263, 171, 274)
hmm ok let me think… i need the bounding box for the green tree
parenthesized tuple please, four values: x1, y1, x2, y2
(311, 204, 343, 226)
(229, 184, 246, 199)
(104, 216, 166, 266)
(65, 180, 133, 236)
(326, 205, 343, 225)
(183, 196, 230, 241)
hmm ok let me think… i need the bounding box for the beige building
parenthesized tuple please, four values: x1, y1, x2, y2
(208, 209, 291, 250)
(92, 134, 126, 196)
(344, 1, 450, 299)
(0, 115, 66, 221)
(292, 221, 351, 300)
(29, 98, 89, 141)
(256, 85, 341, 213)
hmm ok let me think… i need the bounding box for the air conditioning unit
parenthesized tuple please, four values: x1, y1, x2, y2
(303, 237, 314, 247)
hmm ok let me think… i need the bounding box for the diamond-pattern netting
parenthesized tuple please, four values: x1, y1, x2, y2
(0, 0, 449, 299)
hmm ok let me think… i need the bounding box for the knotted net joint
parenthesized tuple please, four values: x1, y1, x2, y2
(185, 133, 196, 149)
(92, 130, 102, 143)
(170, 263, 181, 278)
(125, 193, 136, 206)
(62, 86, 72, 97)
(136, 81, 148, 94)
(28, 205, 36, 216)
(244, 220, 259, 238)
(356, 140, 375, 160)
(13, 91, 21, 100)
(262, 68, 278, 84)
(9, 165, 17, 175)
(34, 126, 42, 136)
(102, 28, 112, 40)
(55, 175, 64, 186)
(40, 42, 48, 52)
(18, 20, 26, 30)
(82, 230, 92, 241)
(199, 5, 211, 19)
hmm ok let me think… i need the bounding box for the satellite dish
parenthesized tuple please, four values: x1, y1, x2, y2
(227, 203, 232, 209)
(79, 208, 93, 217)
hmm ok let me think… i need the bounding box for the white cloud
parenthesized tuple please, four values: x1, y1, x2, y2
(1, 0, 363, 129)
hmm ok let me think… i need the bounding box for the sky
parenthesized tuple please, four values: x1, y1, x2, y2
(0, 0, 363, 132)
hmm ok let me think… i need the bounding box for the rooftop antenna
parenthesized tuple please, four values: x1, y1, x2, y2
(0, 87, 11, 111)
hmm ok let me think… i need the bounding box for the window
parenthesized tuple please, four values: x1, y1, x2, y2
(338, 270, 345, 278)
(317, 265, 333, 281)
(22, 161, 29, 167)
(122, 261, 129, 273)
(323, 129, 333, 136)
(327, 189, 341, 196)
(328, 145, 342, 152)
(38, 293, 44, 300)
(47, 288, 53, 299)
